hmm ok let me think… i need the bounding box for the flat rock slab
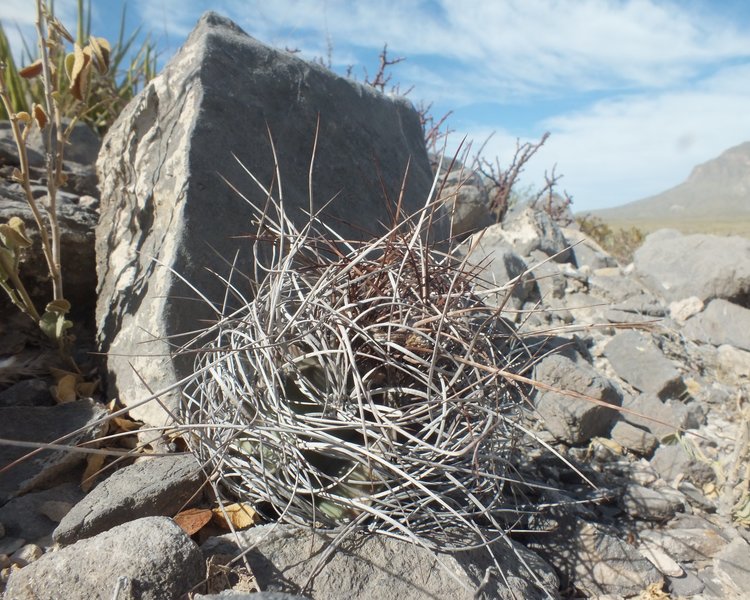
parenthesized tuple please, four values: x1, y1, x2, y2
(5, 517, 204, 600)
(0, 399, 108, 502)
(682, 298, 750, 351)
(96, 12, 439, 425)
(604, 330, 685, 399)
(54, 453, 204, 545)
(633, 229, 750, 303)
(0, 482, 84, 543)
(202, 524, 559, 600)
(533, 352, 622, 444)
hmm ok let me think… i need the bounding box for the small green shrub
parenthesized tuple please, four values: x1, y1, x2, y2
(577, 214, 645, 264)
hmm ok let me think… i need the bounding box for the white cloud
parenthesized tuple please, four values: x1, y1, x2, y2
(459, 62, 750, 211)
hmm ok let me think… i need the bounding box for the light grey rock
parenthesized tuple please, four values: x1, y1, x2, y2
(588, 267, 647, 303)
(639, 521, 729, 563)
(667, 569, 706, 597)
(525, 519, 662, 598)
(196, 594, 311, 600)
(621, 483, 683, 521)
(96, 13, 440, 426)
(0, 399, 108, 502)
(533, 352, 622, 444)
(4, 517, 204, 600)
(561, 226, 617, 270)
(683, 299, 750, 351)
(499, 206, 570, 262)
(604, 330, 685, 399)
(457, 227, 532, 310)
(649, 443, 715, 487)
(201, 523, 559, 600)
(604, 293, 666, 325)
(633, 230, 750, 303)
(0, 482, 83, 542)
(609, 419, 657, 455)
(714, 538, 750, 594)
(622, 393, 697, 439)
(669, 296, 705, 323)
(716, 344, 750, 384)
(53, 454, 204, 545)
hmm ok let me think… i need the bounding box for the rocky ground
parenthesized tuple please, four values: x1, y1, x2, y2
(1, 12, 750, 600)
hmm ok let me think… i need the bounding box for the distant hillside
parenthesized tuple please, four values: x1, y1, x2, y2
(586, 142, 750, 228)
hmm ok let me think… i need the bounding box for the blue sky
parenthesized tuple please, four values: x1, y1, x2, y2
(2, 0, 750, 212)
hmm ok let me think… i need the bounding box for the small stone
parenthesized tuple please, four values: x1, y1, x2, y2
(38, 500, 75, 523)
(621, 484, 684, 521)
(638, 540, 683, 577)
(667, 569, 706, 597)
(10, 544, 43, 567)
(609, 420, 658, 455)
(669, 296, 704, 323)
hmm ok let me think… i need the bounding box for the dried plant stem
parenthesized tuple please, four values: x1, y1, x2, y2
(35, 0, 64, 301)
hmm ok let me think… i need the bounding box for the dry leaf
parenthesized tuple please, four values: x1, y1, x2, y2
(112, 416, 141, 432)
(212, 503, 259, 530)
(32, 103, 47, 129)
(174, 508, 213, 536)
(19, 59, 43, 79)
(88, 36, 111, 74)
(81, 453, 105, 492)
(15, 111, 31, 124)
(53, 373, 78, 403)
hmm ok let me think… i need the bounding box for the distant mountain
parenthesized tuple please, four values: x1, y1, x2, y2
(587, 141, 750, 222)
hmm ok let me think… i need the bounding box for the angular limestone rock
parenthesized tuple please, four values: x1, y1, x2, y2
(96, 13, 438, 424)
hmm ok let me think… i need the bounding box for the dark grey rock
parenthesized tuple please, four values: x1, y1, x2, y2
(5, 517, 204, 600)
(588, 267, 647, 303)
(435, 165, 493, 239)
(96, 12, 440, 426)
(533, 352, 622, 444)
(54, 454, 204, 545)
(201, 523, 559, 600)
(0, 482, 83, 542)
(682, 299, 750, 351)
(0, 399, 108, 502)
(621, 483, 683, 521)
(528, 250, 566, 300)
(0, 378, 53, 407)
(633, 230, 750, 304)
(604, 330, 685, 399)
(0, 181, 99, 319)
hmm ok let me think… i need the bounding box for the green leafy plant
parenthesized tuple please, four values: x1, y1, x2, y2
(0, 0, 157, 133)
(0, 0, 114, 356)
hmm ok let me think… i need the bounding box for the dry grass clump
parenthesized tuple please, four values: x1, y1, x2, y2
(179, 156, 542, 550)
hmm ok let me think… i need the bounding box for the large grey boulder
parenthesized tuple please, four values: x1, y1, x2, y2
(96, 13, 438, 424)
(633, 230, 750, 304)
(434, 163, 493, 239)
(5, 517, 204, 600)
(201, 523, 559, 600)
(498, 206, 571, 262)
